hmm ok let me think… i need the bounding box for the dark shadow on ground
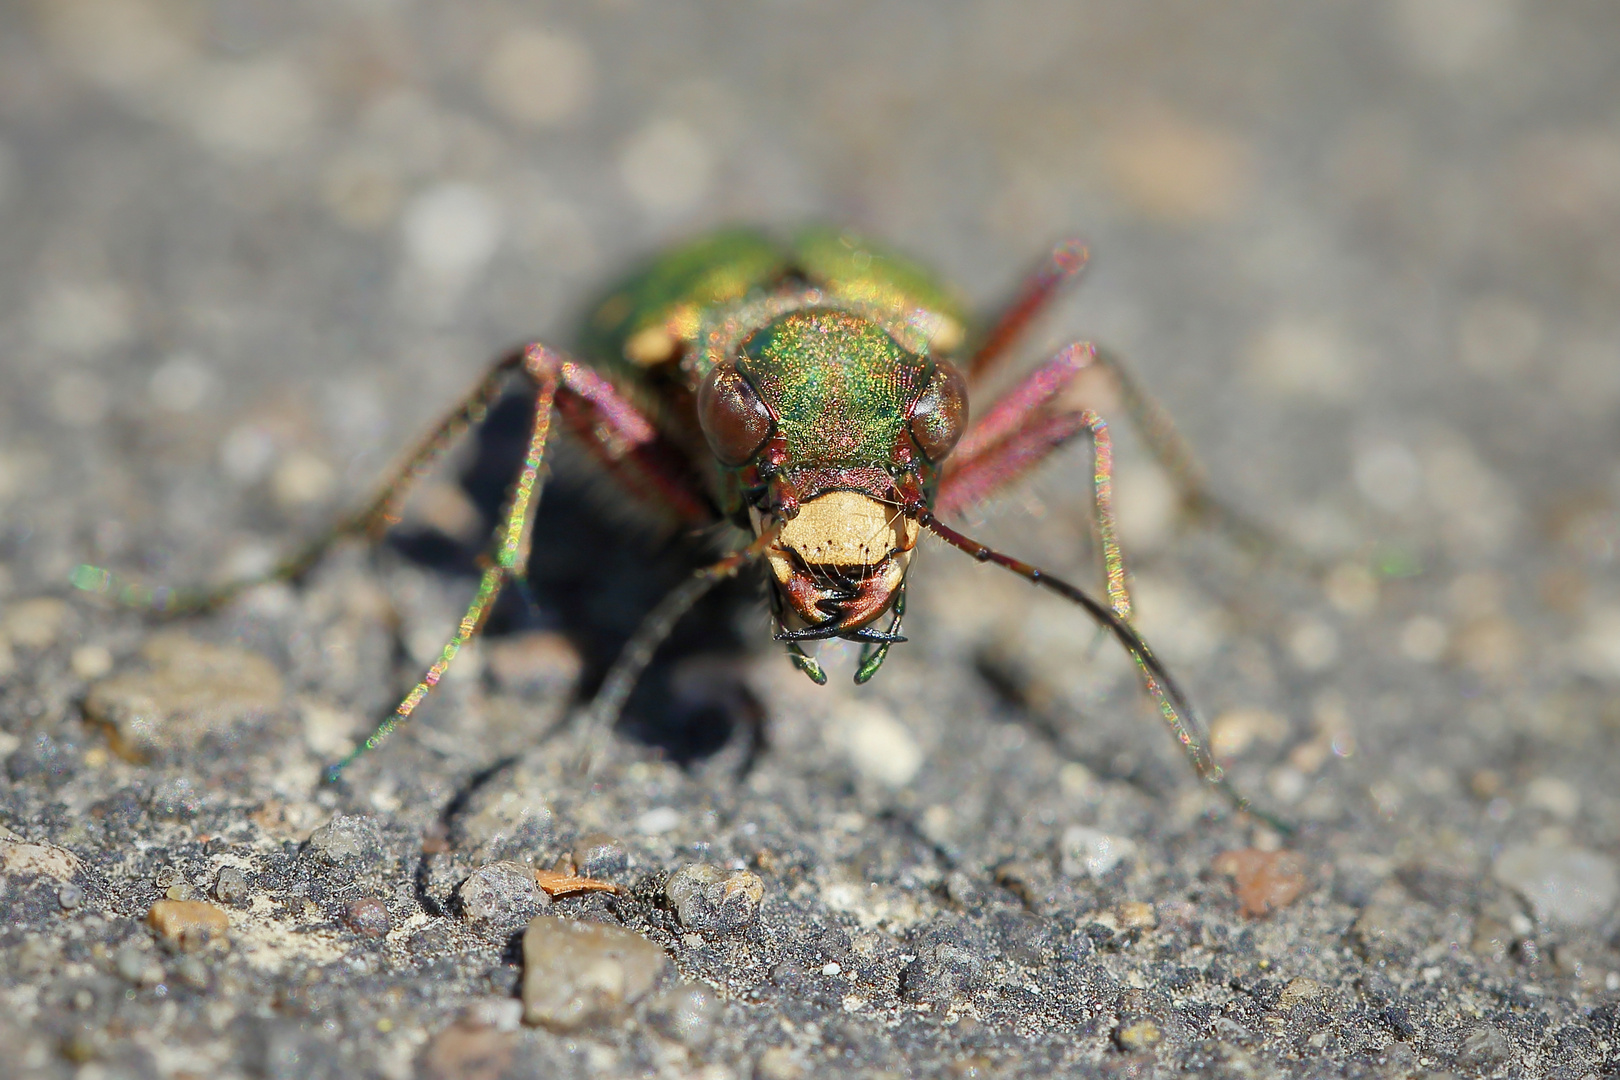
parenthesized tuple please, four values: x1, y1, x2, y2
(386, 388, 765, 767)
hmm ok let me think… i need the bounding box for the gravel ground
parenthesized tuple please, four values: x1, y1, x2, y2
(3, 2, 1620, 1078)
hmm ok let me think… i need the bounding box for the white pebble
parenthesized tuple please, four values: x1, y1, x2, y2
(403, 183, 503, 279)
(1059, 825, 1136, 879)
(1287, 618, 1340, 672)
(1523, 776, 1580, 822)
(33, 281, 133, 356)
(1398, 616, 1448, 663)
(183, 58, 319, 158)
(1246, 317, 1357, 402)
(619, 119, 713, 216)
(148, 354, 216, 412)
(1574, 607, 1620, 681)
(635, 806, 681, 836)
(1492, 843, 1618, 928)
(828, 702, 923, 788)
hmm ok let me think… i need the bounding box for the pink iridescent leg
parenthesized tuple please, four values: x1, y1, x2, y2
(329, 345, 721, 779)
(967, 239, 1089, 384)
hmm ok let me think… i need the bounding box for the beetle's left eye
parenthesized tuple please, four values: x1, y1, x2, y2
(908, 360, 968, 463)
(698, 359, 774, 466)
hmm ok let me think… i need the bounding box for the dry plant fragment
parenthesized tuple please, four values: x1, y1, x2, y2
(533, 856, 620, 897)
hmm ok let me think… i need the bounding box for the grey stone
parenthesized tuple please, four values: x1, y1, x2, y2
(1456, 1024, 1513, 1068)
(665, 863, 765, 935)
(457, 860, 550, 934)
(213, 867, 250, 906)
(1492, 843, 1619, 928)
(305, 814, 383, 867)
(646, 981, 720, 1049)
(521, 916, 668, 1031)
(83, 632, 284, 762)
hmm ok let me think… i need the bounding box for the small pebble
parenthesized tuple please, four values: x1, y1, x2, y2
(214, 867, 250, 906)
(1117, 901, 1157, 931)
(665, 863, 765, 935)
(1059, 826, 1136, 879)
(1492, 843, 1618, 928)
(828, 702, 924, 787)
(147, 899, 230, 950)
(521, 916, 668, 1031)
(165, 881, 194, 902)
(457, 861, 550, 933)
(1115, 1020, 1162, 1052)
(345, 897, 391, 938)
(1, 597, 72, 649)
(1209, 708, 1288, 759)
(461, 788, 554, 861)
(305, 813, 382, 866)
(173, 954, 210, 989)
(635, 807, 680, 836)
(486, 632, 583, 698)
(460, 997, 524, 1033)
(1523, 776, 1580, 822)
(83, 632, 284, 762)
(1456, 1024, 1512, 1068)
(571, 833, 628, 879)
(645, 981, 719, 1049)
(56, 883, 83, 910)
(419, 1022, 518, 1080)
(69, 644, 114, 680)
(1212, 848, 1309, 917)
(755, 1047, 805, 1080)
(1, 838, 81, 881)
(115, 943, 149, 983)
(1277, 977, 1322, 1008)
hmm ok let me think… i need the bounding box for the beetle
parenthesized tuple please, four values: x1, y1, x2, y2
(76, 226, 1263, 816)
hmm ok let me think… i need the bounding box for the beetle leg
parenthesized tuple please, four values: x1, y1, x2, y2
(911, 506, 1288, 832)
(944, 340, 1292, 565)
(337, 344, 724, 780)
(326, 356, 564, 781)
(966, 239, 1089, 384)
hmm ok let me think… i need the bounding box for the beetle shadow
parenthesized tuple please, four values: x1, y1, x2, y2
(386, 389, 765, 767)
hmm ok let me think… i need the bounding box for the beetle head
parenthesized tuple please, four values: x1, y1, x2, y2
(697, 307, 967, 638)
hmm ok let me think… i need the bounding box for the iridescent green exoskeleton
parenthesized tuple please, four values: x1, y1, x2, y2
(75, 225, 1272, 820)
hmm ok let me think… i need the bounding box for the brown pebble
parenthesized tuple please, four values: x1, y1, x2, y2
(1212, 848, 1309, 917)
(345, 897, 391, 938)
(1117, 901, 1158, 931)
(420, 1022, 517, 1080)
(147, 899, 230, 949)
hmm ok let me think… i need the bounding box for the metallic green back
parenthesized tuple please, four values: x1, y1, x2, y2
(789, 226, 968, 335)
(576, 226, 965, 379)
(577, 228, 788, 374)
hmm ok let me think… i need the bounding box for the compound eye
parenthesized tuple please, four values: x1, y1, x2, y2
(908, 359, 968, 462)
(698, 359, 774, 466)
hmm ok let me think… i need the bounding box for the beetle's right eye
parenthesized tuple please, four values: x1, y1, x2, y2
(698, 360, 774, 466)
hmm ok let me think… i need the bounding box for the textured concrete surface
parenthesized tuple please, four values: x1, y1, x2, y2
(3, 2, 1620, 1077)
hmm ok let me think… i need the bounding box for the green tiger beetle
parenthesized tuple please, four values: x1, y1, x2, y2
(75, 226, 1274, 821)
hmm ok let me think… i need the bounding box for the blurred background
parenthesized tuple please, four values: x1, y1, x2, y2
(2, 1, 1619, 1073)
(2, 0, 1618, 650)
